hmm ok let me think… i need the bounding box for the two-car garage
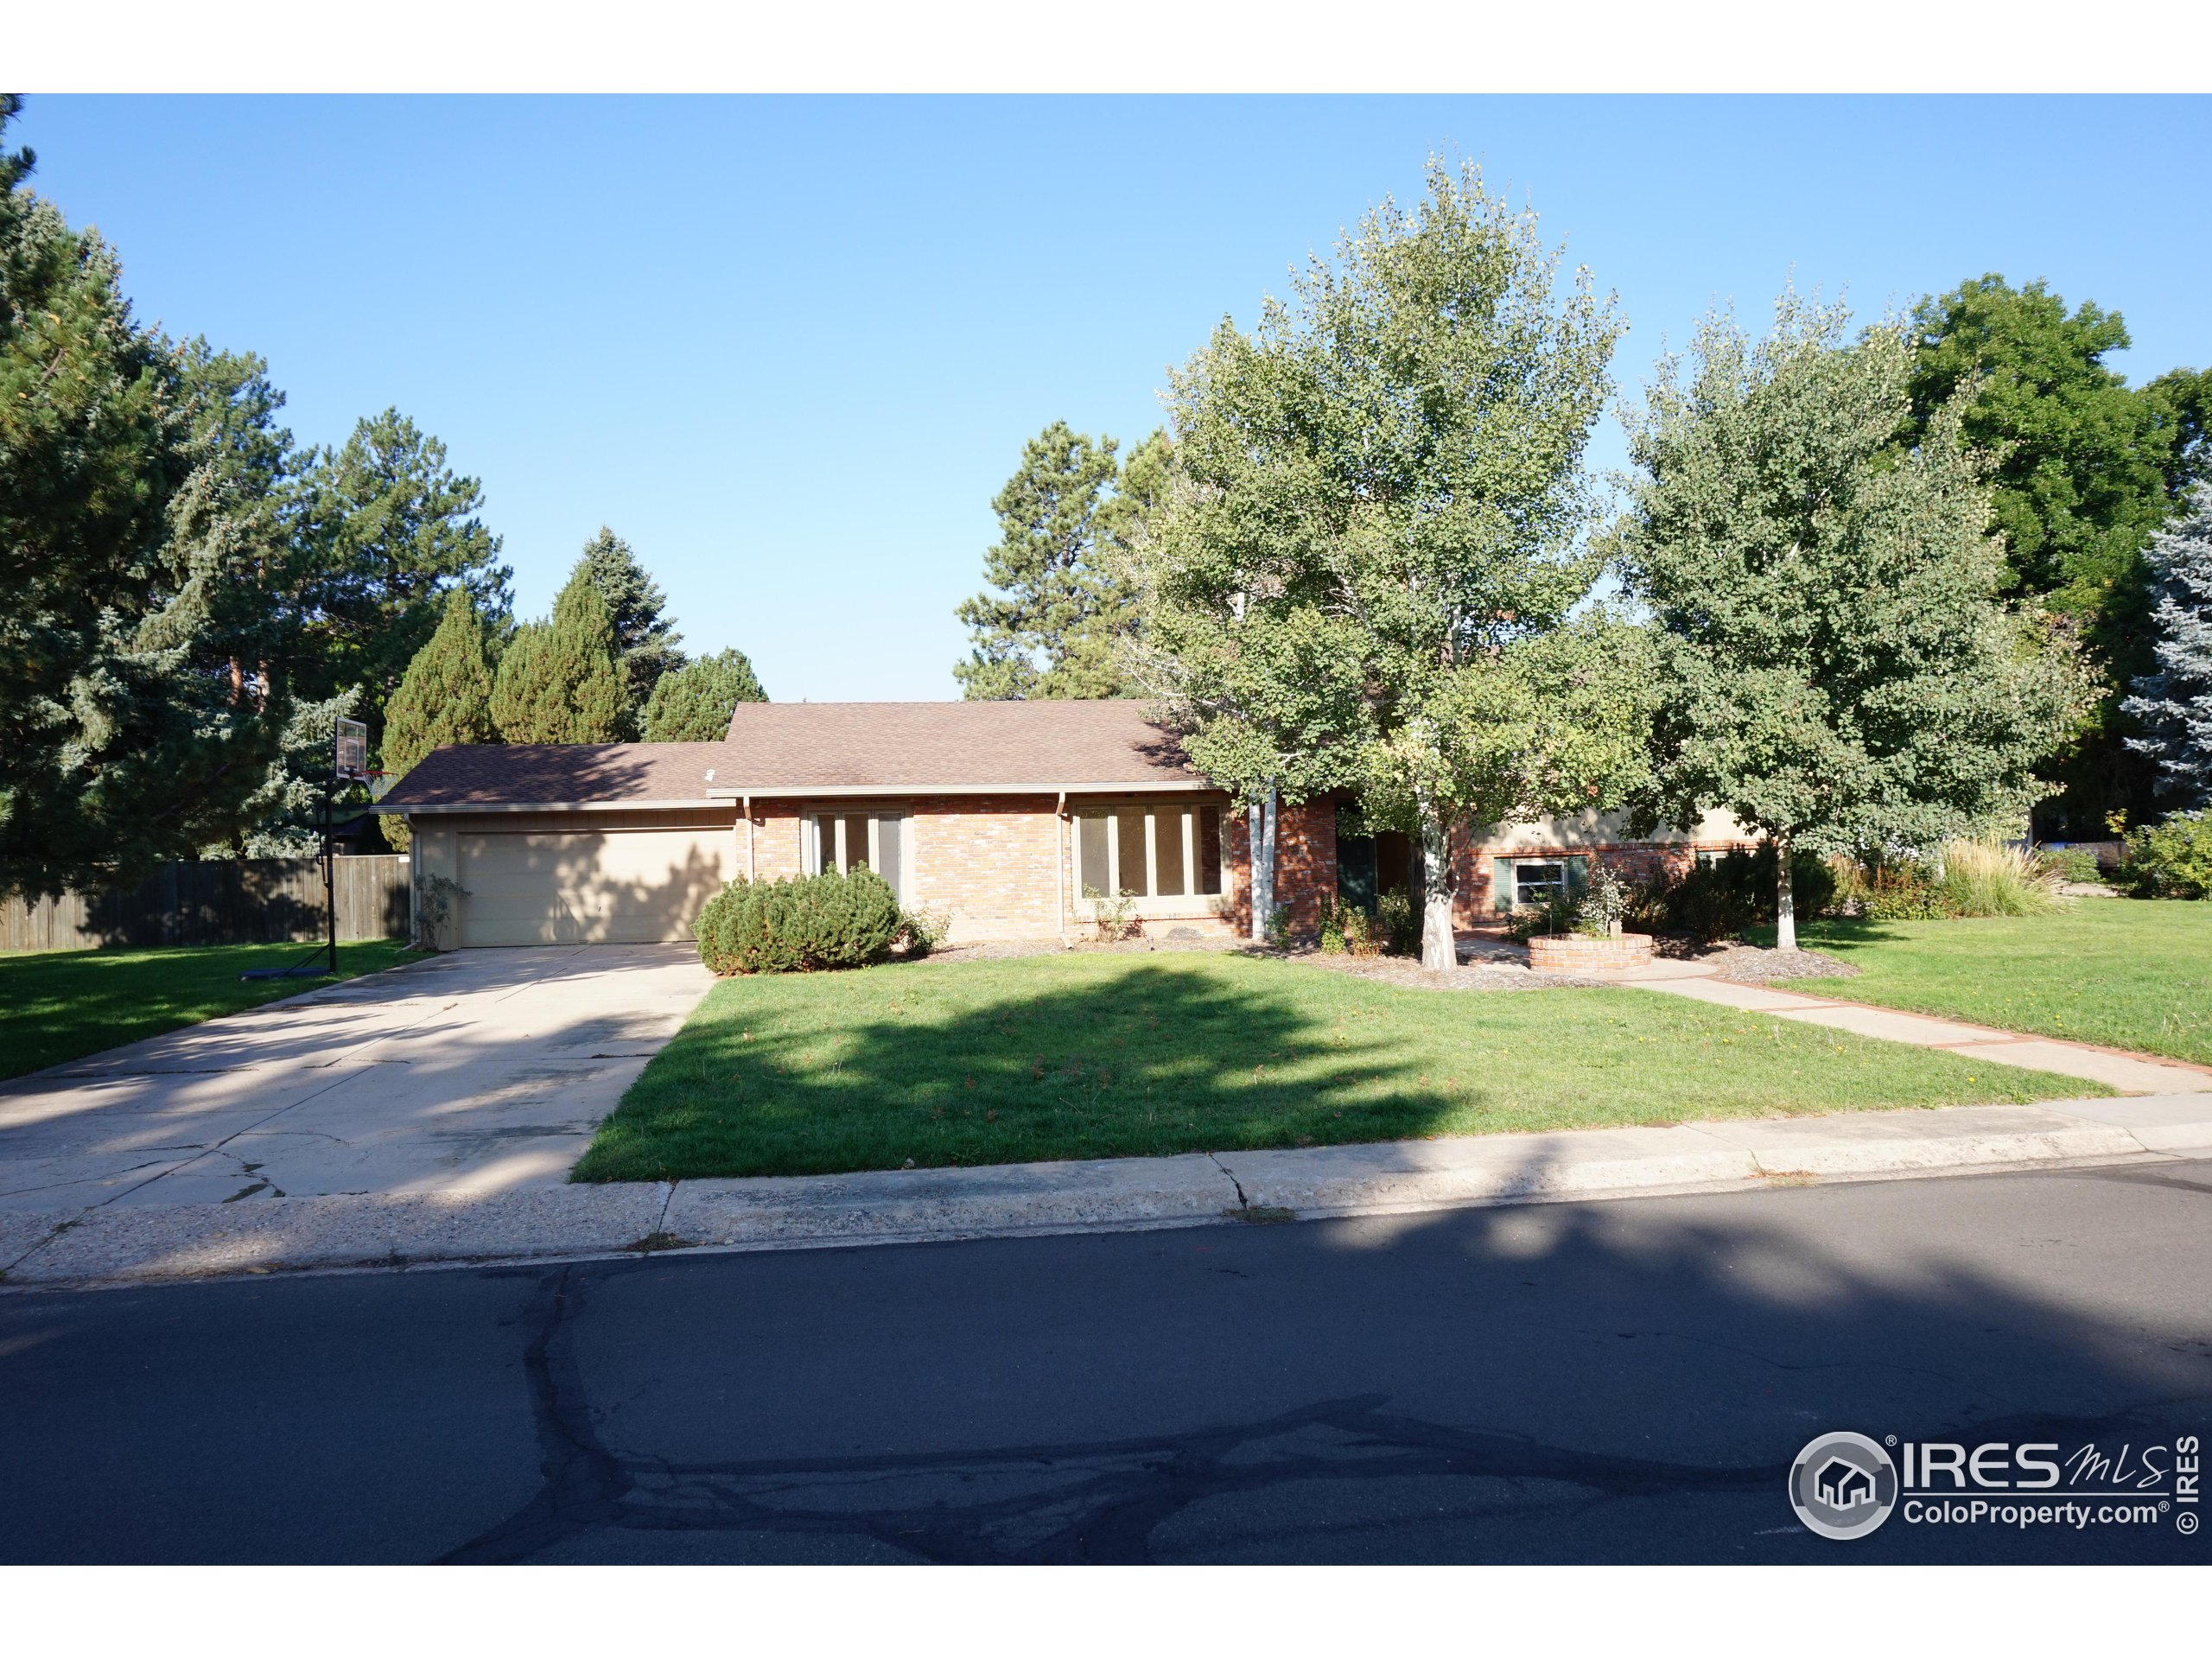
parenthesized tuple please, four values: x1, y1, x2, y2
(410, 810, 734, 947)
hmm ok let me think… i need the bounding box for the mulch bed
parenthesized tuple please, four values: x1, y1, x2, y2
(1706, 944, 1859, 983)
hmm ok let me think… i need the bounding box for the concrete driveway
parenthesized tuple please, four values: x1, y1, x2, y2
(0, 946, 710, 1212)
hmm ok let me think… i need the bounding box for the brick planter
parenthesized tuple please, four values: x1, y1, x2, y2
(1526, 931, 1654, 974)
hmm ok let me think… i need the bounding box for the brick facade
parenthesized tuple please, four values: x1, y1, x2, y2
(1527, 932, 1656, 972)
(1224, 798, 1338, 941)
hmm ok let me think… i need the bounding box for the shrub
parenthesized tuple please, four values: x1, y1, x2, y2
(1505, 893, 1582, 942)
(1577, 858, 1631, 935)
(899, 905, 952, 956)
(1317, 893, 1349, 955)
(1376, 889, 1420, 956)
(1862, 861, 1955, 921)
(694, 869, 906, 974)
(2113, 811, 2212, 899)
(1932, 836, 2063, 917)
(2035, 845, 2105, 885)
(1084, 885, 1141, 943)
(1647, 845, 1840, 942)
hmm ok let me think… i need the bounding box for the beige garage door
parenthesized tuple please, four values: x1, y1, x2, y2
(455, 830, 728, 946)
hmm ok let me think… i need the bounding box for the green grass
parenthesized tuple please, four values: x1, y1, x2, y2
(572, 951, 2106, 1181)
(0, 939, 417, 1080)
(1758, 899, 2212, 1066)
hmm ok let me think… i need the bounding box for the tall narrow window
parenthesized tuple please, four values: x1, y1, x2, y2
(812, 812, 909, 902)
(1155, 807, 1187, 895)
(1079, 815, 1109, 897)
(1115, 812, 1147, 899)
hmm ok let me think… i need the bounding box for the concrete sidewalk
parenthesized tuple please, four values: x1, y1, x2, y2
(1621, 974, 2212, 1095)
(6, 1090, 2209, 1291)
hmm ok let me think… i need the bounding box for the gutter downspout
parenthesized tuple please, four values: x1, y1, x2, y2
(1055, 791, 1067, 947)
(744, 796, 756, 882)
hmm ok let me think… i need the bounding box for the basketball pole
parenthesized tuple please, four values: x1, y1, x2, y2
(323, 763, 337, 976)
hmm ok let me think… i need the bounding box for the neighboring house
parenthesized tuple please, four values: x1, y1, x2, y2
(374, 700, 1748, 948)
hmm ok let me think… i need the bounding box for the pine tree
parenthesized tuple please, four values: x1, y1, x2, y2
(490, 566, 627, 744)
(577, 525, 683, 733)
(2124, 484, 2212, 810)
(639, 648, 767, 741)
(289, 408, 512, 711)
(379, 587, 502, 847)
(1, 99, 291, 894)
(953, 422, 1160, 700)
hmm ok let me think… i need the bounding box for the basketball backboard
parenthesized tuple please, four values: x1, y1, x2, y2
(335, 716, 370, 782)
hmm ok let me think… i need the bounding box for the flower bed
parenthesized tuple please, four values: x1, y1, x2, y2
(1527, 931, 1655, 973)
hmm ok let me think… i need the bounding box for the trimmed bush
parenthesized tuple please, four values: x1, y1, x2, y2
(2113, 811, 2212, 900)
(1643, 846, 1839, 943)
(695, 869, 906, 975)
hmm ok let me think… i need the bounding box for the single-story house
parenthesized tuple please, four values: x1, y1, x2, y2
(375, 700, 1749, 949)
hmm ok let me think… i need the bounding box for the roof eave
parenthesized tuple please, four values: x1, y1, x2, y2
(702, 779, 1218, 800)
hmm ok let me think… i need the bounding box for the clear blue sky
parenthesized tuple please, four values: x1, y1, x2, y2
(16, 95, 2210, 702)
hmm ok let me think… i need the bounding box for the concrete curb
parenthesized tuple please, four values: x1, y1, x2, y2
(4, 1094, 2208, 1291)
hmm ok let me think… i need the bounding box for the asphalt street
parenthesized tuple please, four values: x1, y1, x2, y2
(3, 1158, 2209, 1564)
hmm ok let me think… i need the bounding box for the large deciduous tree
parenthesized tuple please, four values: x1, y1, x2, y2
(1908, 276, 2192, 833)
(639, 647, 767, 741)
(0, 101, 291, 893)
(954, 423, 1164, 700)
(2123, 484, 2212, 810)
(577, 524, 683, 733)
(490, 563, 627, 744)
(1619, 294, 2086, 950)
(1138, 160, 1634, 968)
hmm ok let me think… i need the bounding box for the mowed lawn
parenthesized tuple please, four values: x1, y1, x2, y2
(572, 951, 2103, 1181)
(1764, 899, 2212, 1066)
(0, 939, 416, 1080)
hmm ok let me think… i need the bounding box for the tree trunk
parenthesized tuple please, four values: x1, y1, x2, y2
(1775, 835, 1797, 953)
(1419, 804, 1456, 971)
(1249, 791, 1278, 943)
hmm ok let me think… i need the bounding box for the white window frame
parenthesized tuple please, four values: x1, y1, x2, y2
(804, 810, 912, 901)
(1508, 858, 1571, 907)
(1071, 803, 1226, 921)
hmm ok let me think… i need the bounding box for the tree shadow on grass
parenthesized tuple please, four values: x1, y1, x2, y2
(575, 960, 1478, 1181)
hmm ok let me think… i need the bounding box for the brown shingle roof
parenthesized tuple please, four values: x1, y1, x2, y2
(374, 703, 1206, 810)
(375, 742, 732, 810)
(713, 700, 1198, 791)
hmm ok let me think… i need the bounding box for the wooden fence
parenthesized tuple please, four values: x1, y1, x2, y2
(1, 856, 410, 951)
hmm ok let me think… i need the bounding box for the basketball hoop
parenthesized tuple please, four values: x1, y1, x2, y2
(335, 716, 370, 783)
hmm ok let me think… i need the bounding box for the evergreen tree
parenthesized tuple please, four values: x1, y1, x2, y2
(639, 648, 767, 741)
(1620, 294, 2086, 950)
(289, 408, 512, 714)
(577, 525, 683, 732)
(0, 99, 290, 894)
(953, 422, 1160, 700)
(2124, 484, 2212, 810)
(490, 564, 627, 743)
(379, 587, 502, 847)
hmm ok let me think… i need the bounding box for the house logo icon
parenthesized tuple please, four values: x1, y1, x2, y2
(1815, 1457, 1876, 1510)
(1789, 1433, 1898, 1540)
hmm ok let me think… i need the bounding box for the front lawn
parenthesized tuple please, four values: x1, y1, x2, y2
(572, 951, 2103, 1181)
(1758, 899, 2212, 1065)
(0, 939, 417, 1080)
